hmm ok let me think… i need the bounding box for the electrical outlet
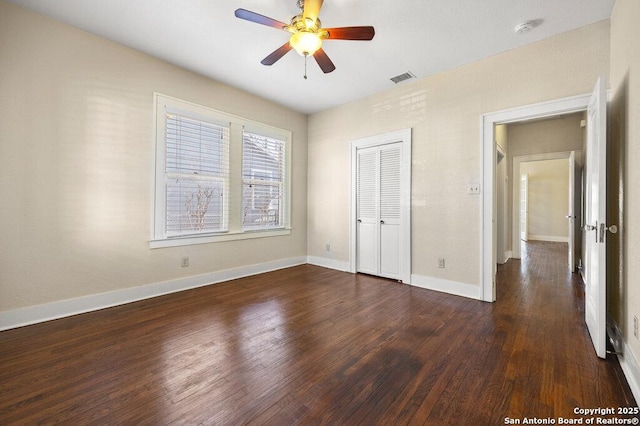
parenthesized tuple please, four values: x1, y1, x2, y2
(325, 244, 331, 252)
(438, 258, 445, 268)
(181, 256, 189, 267)
(634, 316, 639, 339)
(467, 184, 481, 195)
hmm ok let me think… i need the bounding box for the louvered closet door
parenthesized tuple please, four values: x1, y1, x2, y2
(379, 144, 401, 277)
(356, 142, 402, 279)
(356, 148, 378, 275)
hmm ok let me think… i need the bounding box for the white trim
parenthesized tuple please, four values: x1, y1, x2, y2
(618, 343, 640, 404)
(149, 228, 292, 248)
(349, 128, 412, 283)
(527, 235, 569, 243)
(306, 256, 350, 272)
(609, 319, 640, 403)
(0, 256, 306, 331)
(410, 274, 482, 301)
(481, 93, 592, 302)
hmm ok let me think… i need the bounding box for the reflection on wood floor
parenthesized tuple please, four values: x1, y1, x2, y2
(0, 241, 636, 424)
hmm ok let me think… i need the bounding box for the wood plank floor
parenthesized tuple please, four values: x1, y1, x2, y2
(0, 241, 637, 424)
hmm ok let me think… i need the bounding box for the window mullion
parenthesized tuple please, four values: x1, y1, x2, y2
(227, 123, 244, 233)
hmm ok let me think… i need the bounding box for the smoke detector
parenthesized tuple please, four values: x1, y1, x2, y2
(514, 21, 535, 34)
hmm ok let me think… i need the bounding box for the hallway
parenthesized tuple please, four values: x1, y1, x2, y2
(494, 240, 636, 417)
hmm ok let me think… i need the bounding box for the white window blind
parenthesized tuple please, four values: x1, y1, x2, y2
(165, 111, 229, 237)
(242, 131, 286, 230)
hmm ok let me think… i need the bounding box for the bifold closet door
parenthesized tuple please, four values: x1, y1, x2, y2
(356, 143, 401, 279)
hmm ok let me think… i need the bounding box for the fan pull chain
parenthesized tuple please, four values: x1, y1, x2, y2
(304, 54, 308, 80)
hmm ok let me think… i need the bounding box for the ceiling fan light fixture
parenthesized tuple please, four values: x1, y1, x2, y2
(290, 31, 322, 56)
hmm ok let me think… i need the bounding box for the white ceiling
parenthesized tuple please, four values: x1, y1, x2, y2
(7, 0, 614, 114)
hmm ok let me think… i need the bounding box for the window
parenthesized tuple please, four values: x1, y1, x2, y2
(165, 112, 229, 236)
(242, 131, 286, 230)
(152, 94, 291, 248)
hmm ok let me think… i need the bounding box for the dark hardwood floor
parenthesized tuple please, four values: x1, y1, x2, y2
(0, 241, 637, 424)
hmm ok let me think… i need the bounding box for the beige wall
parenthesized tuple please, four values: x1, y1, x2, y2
(0, 1, 308, 311)
(508, 113, 585, 158)
(308, 21, 610, 286)
(520, 159, 569, 240)
(610, 0, 640, 372)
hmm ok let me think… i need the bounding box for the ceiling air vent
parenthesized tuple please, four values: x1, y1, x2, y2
(390, 71, 416, 84)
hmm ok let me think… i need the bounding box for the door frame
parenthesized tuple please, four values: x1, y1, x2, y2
(495, 145, 507, 265)
(481, 93, 592, 302)
(519, 173, 529, 242)
(511, 151, 576, 260)
(568, 150, 582, 272)
(350, 128, 412, 283)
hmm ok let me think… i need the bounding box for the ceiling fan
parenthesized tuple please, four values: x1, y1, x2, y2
(234, 0, 375, 78)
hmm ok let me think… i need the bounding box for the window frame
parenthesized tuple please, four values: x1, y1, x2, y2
(150, 93, 292, 249)
(241, 130, 287, 231)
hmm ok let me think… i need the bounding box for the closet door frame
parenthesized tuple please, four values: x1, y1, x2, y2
(349, 128, 412, 283)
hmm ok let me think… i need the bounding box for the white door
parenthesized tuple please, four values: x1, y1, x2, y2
(356, 148, 379, 275)
(520, 174, 529, 241)
(356, 143, 402, 280)
(584, 77, 607, 359)
(379, 146, 402, 277)
(567, 151, 582, 272)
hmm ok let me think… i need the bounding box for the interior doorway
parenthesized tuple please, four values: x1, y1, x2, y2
(493, 113, 586, 277)
(481, 93, 592, 302)
(484, 79, 613, 360)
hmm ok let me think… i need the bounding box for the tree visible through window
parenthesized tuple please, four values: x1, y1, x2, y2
(164, 112, 229, 236)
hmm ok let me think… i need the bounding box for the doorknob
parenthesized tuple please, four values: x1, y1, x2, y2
(585, 224, 596, 231)
(380, 220, 385, 224)
(357, 219, 362, 223)
(607, 225, 618, 234)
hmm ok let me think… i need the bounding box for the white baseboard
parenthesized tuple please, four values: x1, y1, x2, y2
(609, 320, 640, 404)
(619, 342, 640, 404)
(410, 274, 482, 301)
(528, 235, 569, 243)
(306, 256, 350, 272)
(497, 250, 512, 265)
(0, 256, 307, 331)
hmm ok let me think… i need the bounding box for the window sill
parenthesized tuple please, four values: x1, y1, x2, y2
(149, 228, 292, 249)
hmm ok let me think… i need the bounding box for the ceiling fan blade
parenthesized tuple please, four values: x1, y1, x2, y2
(261, 43, 293, 66)
(313, 48, 336, 74)
(303, 0, 324, 24)
(234, 8, 289, 31)
(324, 26, 375, 40)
